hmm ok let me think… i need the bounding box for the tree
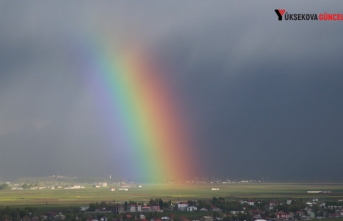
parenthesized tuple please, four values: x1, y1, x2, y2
(0, 183, 10, 190)
(22, 183, 29, 189)
(159, 199, 164, 209)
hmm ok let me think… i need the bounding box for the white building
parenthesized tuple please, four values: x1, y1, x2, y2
(118, 188, 128, 191)
(187, 206, 198, 212)
(247, 201, 255, 206)
(231, 211, 244, 215)
(127, 205, 141, 212)
(177, 202, 189, 211)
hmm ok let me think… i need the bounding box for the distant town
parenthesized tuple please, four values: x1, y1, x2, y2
(0, 175, 267, 191)
(0, 192, 343, 221)
(0, 177, 342, 221)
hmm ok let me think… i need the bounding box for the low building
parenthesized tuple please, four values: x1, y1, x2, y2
(210, 206, 221, 212)
(307, 211, 315, 219)
(80, 207, 89, 212)
(275, 212, 293, 219)
(127, 204, 141, 212)
(54, 214, 66, 221)
(151, 205, 160, 212)
(113, 205, 124, 214)
(200, 216, 213, 221)
(118, 188, 128, 191)
(231, 211, 244, 215)
(269, 201, 278, 210)
(142, 206, 152, 212)
(187, 206, 198, 212)
(177, 202, 189, 211)
(247, 201, 255, 206)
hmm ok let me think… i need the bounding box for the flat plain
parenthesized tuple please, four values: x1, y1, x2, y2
(1, 183, 343, 208)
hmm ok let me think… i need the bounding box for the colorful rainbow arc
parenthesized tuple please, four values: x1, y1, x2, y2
(88, 41, 196, 182)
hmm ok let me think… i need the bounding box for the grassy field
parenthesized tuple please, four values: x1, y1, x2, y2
(1, 183, 343, 208)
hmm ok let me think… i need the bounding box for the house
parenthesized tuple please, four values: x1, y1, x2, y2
(179, 216, 190, 221)
(199, 208, 208, 212)
(250, 209, 262, 219)
(269, 201, 278, 206)
(47, 212, 57, 220)
(127, 204, 142, 212)
(200, 216, 213, 221)
(95, 207, 107, 212)
(118, 188, 128, 191)
(231, 211, 244, 215)
(306, 202, 313, 206)
(250, 210, 261, 215)
(307, 211, 315, 218)
(151, 205, 160, 212)
(177, 202, 189, 211)
(187, 206, 198, 212)
(275, 212, 293, 219)
(295, 211, 304, 217)
(113, 205, 125, 214)
(142, 206, 152, 212)
(80, 207, 89, 212)
(269, 201, 278, 210)
(210, 206, 221, 212)
(286, 199, 292, 205)
(54, 213, 66, 221)
(239, 200, 247, 204)
(247, 201, 255, 206)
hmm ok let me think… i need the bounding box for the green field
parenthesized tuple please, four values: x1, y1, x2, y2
(1, 183, 343, 208)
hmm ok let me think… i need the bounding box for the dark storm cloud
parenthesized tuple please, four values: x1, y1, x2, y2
(0, 1, 342, 181)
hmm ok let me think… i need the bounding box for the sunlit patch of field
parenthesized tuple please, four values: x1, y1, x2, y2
(0, 183, 343, 207)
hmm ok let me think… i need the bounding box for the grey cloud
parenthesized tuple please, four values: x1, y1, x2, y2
(0, 1, 343, 181)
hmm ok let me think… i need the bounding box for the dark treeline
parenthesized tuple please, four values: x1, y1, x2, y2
(0, 206, 39, 221)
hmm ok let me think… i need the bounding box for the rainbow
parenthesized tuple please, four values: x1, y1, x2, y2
(85, 39, 196, 182)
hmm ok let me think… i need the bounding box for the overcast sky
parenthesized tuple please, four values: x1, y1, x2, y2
(0, 1, 343, 182)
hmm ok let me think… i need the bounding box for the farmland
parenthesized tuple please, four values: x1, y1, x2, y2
(1, 183, 343, 208)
